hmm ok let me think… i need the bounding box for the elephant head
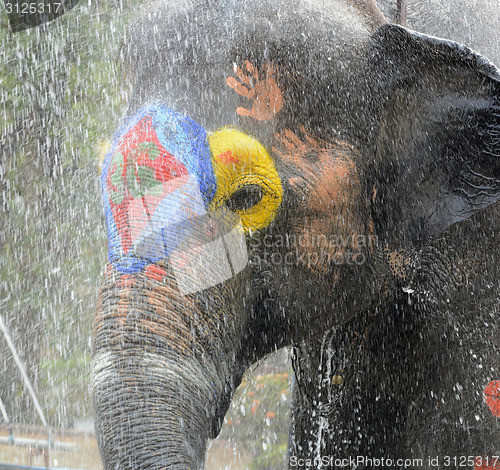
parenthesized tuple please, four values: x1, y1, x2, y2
(91, 0, 500, 468)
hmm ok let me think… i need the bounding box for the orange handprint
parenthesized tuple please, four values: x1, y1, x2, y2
(272, 127, 359, 208)
(273, 127, 318, 162)
(273, 126, 356, 170)
(226, 60, 283, 121)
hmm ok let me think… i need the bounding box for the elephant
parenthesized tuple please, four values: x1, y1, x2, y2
(88, 0, 500, 468)
(376, 0, 500, 65)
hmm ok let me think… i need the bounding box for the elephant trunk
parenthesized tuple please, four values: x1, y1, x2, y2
(92, 271, 228, 469)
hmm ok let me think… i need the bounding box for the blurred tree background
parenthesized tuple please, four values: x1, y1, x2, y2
(0, 0, 134, 426)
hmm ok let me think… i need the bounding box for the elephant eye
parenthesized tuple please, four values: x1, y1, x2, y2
(209, 128, 283, 232)
(225, 184, 264, 211)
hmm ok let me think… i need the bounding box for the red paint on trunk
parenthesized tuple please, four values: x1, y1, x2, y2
(484, 380, 500, 417)
(145, 264, 167, 282)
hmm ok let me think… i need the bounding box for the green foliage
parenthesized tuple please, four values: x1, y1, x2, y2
(0, 0, 136, 425)
(219, 362, 292, 470)
(252, 442, 289, 470)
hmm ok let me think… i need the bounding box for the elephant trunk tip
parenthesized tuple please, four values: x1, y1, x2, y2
(92, 349, 229, 469)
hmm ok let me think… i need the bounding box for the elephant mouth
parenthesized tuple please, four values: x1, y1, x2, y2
(209, 363, 248, 438)
(208, 380, 237, 439)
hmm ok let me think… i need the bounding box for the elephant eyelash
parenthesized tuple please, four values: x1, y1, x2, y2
(225, 184, 264, 211)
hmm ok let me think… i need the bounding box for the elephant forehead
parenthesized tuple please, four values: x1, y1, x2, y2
(100, 107, 250, 294)
(101, 106, 216, 203)
(101, 107, 217, 273)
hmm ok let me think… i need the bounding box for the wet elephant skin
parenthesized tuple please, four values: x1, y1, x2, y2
(89, 1, 500, 468)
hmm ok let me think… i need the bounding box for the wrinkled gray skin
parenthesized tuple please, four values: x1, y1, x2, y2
(292, 3, 500, 467)
(92, 0, 500, 468)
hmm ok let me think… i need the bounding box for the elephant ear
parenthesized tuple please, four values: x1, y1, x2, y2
(3, 0, 80, 32)
(368, 24, 500, 247)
